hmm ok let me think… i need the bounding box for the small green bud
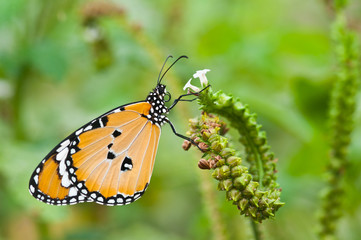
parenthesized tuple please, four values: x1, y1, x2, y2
(227, 189, 242, 202)
(218, 136, 228, 148)
(273, 199, 285, 211)
(217, 93, 233, 106)
(212, 168, 221, 180)
(220, 179, 233, 191)
(255, 190, 266, 199)
(233, 174, 252, 190)
(231, 166, 248, 177)
(243, 182, 259, 197)
(248, 206, 257, 218)
(259, 197, 270, 209)
(202, 131, 211, 140)
(237, 198, 249, 211)
(233, 101, 245, 111)
(226, 156, 241, 167)
(212, 165, 231, 180)
(269, 190, 281, 199)
(263, 207, 275, 217)
(208, 134, 219, 143)
(216, 158, 226, 167)
(219, 165, 231, 178)
(211, 141, 223, 152)
(220, 148, 235, 158)
(250, 195, 260, 207)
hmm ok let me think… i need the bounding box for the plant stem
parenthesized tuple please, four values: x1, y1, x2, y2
(12, 63, 30, 140)
(250, 221, 263, 240)
(199, 171, 228, 240)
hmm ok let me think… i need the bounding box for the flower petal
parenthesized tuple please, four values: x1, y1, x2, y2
(193, 69, 210, 87)
(183, 78, 200, 92)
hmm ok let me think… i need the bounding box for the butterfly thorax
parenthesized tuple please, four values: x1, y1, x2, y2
(145, 84, 168, 126)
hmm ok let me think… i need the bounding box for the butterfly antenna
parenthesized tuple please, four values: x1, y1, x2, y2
(159, 55, 188, 84)
(157, 55, 173, 84)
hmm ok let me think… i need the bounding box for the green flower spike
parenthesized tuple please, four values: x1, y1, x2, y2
(318, 2, 360, 238)
(185, 112, 284, 223)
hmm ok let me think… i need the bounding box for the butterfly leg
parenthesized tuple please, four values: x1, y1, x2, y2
(166, 119, 204, 151)
(168, 85, 210, 111)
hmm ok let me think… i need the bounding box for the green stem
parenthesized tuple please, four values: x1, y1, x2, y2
(12, 63, 30, 140)
(250, 221, 263, 240)
(199, 171, 228, 240)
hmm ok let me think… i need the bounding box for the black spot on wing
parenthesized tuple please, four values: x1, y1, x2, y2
(107, 151, 116, 160)
(121, 156, 133, 171)
(101, 116, 108, 126)
(112, 129, 122, 138)
(90, 116, 108, 129)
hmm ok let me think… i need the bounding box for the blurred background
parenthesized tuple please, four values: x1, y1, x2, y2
(0, 0, 361, 239)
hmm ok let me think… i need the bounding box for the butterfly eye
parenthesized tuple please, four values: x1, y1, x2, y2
(164, 92, 171, 102)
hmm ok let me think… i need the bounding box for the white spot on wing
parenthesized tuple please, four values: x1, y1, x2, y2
(62, 139, 70, 146)
(59, 159, 66, 175)
(68, 187, 77, 197)
(29, 185, 35, 193)
(56, 147, 69, 161)
(84, 125, 92, 131)
(124, 163, 132, 170)
(57, 139, 71, 153)
(34, 175, 39, 184)
(61, 172, 71, 187)
(75, 128, 83, 135)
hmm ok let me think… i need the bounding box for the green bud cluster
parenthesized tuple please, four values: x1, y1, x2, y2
(187, 113, 284, 222)
(198, 87, 278, 190)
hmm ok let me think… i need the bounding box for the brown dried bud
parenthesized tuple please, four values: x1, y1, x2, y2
(198, 142, 209, 152)
(182, 140, 192, 151)
(208, 160, 218, 169)
(198, 159, 211, 170)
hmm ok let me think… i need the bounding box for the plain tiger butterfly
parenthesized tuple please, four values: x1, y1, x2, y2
(29, 55, 203, 206)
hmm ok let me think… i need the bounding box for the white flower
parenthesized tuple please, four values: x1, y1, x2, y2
(183, 78, 200, 92)
(193, 69, 210, 87)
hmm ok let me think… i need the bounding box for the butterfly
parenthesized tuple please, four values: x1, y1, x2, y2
(29, 55, 203, 206)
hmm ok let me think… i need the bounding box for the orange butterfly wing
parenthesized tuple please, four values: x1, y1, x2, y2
(28, 140, 92, 205)
(29, 101, 161, 206)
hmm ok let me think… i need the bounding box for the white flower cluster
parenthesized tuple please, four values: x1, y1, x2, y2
(183, 69, 210, 92)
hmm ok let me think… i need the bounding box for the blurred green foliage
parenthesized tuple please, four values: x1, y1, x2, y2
(0, 0, 360, 239)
